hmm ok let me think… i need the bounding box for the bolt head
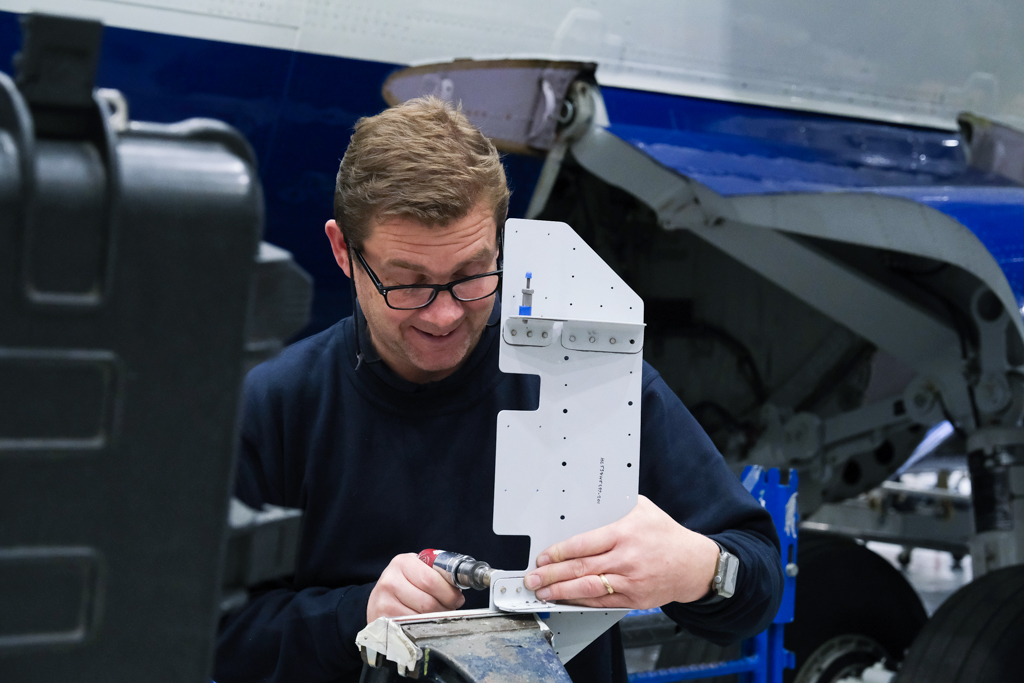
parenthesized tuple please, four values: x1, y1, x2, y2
(526, 330, 533, 337)
(569, 335, 576, 342)
(785, 562, 799, 577)
(510, 329, 517, 336)
(589, 336, 596, 343)
(542, 331, 548, 338)
(610, 337, 616, 344)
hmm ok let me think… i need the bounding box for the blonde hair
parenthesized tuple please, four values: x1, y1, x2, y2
(334, 96, 510, 248)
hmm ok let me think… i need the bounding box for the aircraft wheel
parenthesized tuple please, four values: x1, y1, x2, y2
(786, 535, 927, 683)
(793, 634, 886, 683)
(893, 563, 1024, 682)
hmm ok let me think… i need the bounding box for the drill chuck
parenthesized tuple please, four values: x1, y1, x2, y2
(417, 549, 495, 590)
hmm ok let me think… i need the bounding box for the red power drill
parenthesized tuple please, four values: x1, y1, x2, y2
(417, 549, 496, 591)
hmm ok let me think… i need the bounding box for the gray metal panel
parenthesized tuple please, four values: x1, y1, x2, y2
(729, 192, 1024, 355)
(570, 126, 966, 376)
(686, 217, 963, 375)
(382, 60, 590, 153)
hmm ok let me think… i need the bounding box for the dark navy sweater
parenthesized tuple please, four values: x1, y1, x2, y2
(214, 308, 783, 683)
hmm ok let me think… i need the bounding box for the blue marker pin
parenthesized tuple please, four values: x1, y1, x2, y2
(519, 272, 533, 316)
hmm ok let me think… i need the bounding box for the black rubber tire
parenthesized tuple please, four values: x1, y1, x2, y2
(785, 534, 928, 683)
(894, 563, 1024, 683)
(651, 535, 926, 683)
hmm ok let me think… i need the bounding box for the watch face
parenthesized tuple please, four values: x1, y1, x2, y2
(713, 551, 738, 599)
(720, 552, 738, 599)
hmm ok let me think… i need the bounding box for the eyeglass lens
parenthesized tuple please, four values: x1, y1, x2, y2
(387, 274, 501, 309)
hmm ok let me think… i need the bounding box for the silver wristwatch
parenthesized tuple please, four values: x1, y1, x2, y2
(710, 543, 738, 599)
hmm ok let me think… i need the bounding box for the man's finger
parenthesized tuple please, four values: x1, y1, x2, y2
(537, 526, 617, 567)
(373, 598, 418, 620)
(393, 581, 457, 615)
(526, 554, 610, 590)
(441, 590, 466, 611)
(534, 574, 614, 602)
(402, 556, 465, 608)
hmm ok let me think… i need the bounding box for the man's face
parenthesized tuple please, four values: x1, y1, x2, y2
(326, 201, 499, 384)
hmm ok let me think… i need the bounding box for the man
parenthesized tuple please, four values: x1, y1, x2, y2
(215, 97, 783, 683)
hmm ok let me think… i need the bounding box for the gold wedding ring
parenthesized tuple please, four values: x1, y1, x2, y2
(598, 573, 614, 595)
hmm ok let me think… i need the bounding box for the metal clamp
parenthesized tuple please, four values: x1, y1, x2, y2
(503, 317, 556, 346)
(561, 320, 644, 354)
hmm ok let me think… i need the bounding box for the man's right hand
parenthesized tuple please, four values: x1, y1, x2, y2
(367, 553, 466, 623)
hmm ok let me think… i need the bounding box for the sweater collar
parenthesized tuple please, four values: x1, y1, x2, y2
(351, 297, 502, 396)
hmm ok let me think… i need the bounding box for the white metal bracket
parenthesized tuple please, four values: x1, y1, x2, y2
(355, 615, 423, 677)
(492, 218, 644, 662)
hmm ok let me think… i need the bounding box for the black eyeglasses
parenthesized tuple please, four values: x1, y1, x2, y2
(350, 245, 503, 311)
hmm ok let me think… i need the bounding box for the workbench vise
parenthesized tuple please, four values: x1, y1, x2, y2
(357, 611, 571, 683)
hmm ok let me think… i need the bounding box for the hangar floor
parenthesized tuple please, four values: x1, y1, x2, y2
(866, 542, 972, 616)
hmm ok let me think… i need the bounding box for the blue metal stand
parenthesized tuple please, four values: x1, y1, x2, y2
(626, 467, 798, 683)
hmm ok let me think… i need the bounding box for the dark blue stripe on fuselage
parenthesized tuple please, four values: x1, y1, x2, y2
(599, 86, 1024, 307)
(601, 86, 1015, 195)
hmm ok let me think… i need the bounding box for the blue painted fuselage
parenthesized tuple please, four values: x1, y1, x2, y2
(605, 88, 1024, 310)
(2, 11, 1021, 331)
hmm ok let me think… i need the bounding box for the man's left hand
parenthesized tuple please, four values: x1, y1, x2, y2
(523, 495, 721, 609)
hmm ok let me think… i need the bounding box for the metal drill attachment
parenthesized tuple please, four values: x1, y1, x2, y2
(418, 549, 495, 591)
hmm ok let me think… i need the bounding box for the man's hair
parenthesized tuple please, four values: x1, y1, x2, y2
(334, 96, 510, 249)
